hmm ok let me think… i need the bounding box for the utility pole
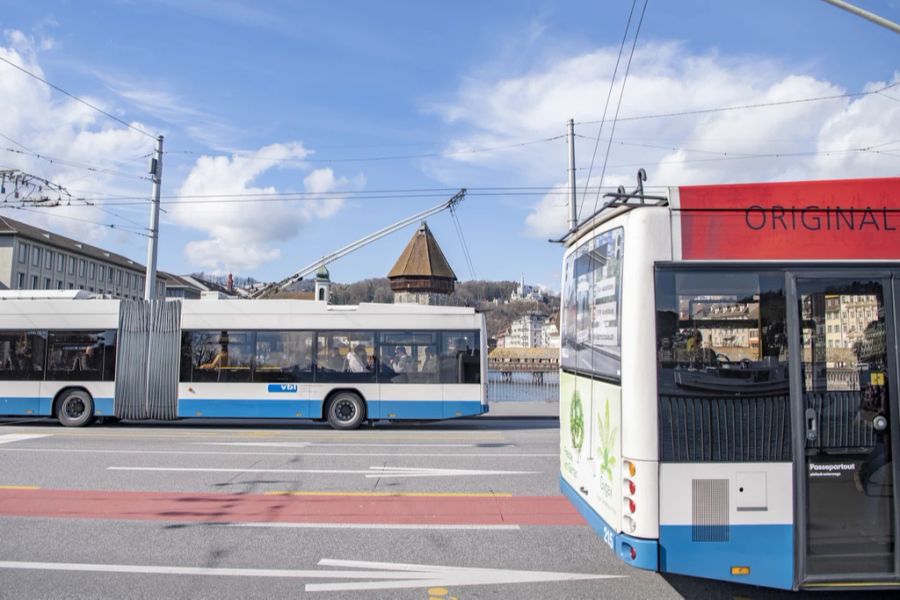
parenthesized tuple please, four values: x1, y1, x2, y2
(143, 135, 163, 300)
(567, 118, 577, 233)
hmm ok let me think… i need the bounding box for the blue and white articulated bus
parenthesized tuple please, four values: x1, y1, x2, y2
(0, 293, 487, 429)
(560, 176, 900, 591)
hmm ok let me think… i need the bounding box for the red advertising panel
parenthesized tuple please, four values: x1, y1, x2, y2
(678, 178, 900, 260)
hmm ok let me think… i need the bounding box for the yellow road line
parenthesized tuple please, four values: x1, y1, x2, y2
(0, 485, 40, 490)
(265, 491, 512, 498)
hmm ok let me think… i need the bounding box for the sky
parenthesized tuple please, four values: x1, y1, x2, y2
(0, 0, 898, 291)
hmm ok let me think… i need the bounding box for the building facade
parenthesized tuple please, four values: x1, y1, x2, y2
(0, 216, 165, 299)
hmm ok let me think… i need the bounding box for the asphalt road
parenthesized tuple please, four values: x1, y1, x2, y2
(0, 412, 835, 600)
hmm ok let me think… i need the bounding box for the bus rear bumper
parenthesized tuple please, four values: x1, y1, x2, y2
(560, 475, 658, 571)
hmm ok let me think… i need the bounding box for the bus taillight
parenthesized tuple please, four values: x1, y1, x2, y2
(623, 515, 637, 534)
(624, 460, 636, 477)
(625, 498, 636, 514)
(624, 478, 636, 495)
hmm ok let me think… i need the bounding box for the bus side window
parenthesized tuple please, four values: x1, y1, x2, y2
(0, 331, 45, 381)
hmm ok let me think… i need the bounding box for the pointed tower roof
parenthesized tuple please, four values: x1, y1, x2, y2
(388, 222, 457, 280)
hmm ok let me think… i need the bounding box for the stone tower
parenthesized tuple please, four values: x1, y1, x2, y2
(388, 221, 456, 305)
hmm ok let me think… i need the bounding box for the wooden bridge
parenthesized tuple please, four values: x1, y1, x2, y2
(488, 347, 559, 383)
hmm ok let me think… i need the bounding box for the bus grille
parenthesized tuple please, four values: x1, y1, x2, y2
(659, 395, 792, 462)
(692, 479, 729, 542)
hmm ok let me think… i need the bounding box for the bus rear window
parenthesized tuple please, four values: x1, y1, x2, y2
(561, 227, 624, 381)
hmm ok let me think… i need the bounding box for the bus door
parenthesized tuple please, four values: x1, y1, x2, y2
(789, 272, 900, 584)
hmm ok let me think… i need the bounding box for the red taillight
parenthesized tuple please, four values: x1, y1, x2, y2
(628, 498, 636, 514)
(626, 479, 636, 495)
(630, 546, 637, 560)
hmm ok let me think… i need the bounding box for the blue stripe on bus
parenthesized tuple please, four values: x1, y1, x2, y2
(173, 399, 487, 421)
(178, 399, 311, 419)
(0, 397, 45, 416)
(0, 396, 115, 417)
(560, 475, 659, 571)
(93, 397, 114, 416)
(659, 524, 793, 590)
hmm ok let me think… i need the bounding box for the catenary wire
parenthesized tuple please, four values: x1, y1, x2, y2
(578, 0, 637, 223)
(589, 0, 649, 220)
(0, 55, 158, 140)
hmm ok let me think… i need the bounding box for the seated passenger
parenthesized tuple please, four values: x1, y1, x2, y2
(346, 344, 369, 373)
(392, 346, 411, 372)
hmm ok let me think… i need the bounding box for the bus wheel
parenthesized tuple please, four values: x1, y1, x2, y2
(56, 389, 95, 428)
(326, 392, 365, 430)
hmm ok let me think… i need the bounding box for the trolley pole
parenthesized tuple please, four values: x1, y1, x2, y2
(143, 135, 163, 301)
(567, 118, 577, 232)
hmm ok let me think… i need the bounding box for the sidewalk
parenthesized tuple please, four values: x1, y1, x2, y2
(479, 400, 559, 419)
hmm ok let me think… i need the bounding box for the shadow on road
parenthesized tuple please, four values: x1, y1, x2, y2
(662, 574, 867, 599)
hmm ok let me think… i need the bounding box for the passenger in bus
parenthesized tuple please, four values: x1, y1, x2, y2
(200, 343, 228, 370)
(421, 347, 438, 373)
(73, 344, 101, 372)
(322, 347, 344, 372)
(392, 346, 411, 372)
(346, 344, 369, 372)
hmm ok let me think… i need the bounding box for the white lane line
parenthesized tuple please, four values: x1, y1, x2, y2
(0, 448, 556, 458)
(0, 434, 51, 445)
(197, 442, 488, 448)
(228, 522, 520, 530)
(108, 466, 540, 478)
(0, 558, 617, 592)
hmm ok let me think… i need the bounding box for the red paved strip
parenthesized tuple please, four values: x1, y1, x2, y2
(0, 488, 585, 526)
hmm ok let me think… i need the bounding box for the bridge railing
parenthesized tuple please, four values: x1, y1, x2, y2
(487, 369, 559, 402)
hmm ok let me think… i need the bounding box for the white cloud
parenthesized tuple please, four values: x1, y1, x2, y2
(433, 42, 900, 239)
(0, 31, 156, 242)
(172, 144, 352, 273)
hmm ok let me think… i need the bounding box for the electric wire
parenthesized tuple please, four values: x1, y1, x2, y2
(164, 135, 566, 165)
(0, 55, 158, 140)
(589, 0, 649, 220)
(576, 81, 900, 125)
(578, 0, 637, 223)
(449, 206, 476, 280)
(0, 204, 151, 238)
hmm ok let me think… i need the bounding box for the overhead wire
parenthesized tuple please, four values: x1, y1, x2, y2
(578, 0, 637, 222)
(449, 205, 476, 280)
(164, 135, 566, 165)
(576, 81, 900, 126)
(589, 0, 649, 220)
(0, 204, 151, 238)
(0, 55, 158, 140)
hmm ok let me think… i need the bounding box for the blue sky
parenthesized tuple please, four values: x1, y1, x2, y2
(0, 0, 898, 290)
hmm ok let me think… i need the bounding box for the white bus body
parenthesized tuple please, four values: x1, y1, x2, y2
(0, 297, 487, 428)
(560, 177, 900, 592)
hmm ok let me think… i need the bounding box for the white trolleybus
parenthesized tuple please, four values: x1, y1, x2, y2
(0, 296, 486, 429)
(559, 175, 900, 591)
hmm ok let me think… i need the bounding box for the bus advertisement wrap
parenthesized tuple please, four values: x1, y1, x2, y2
(560, 371, 622, 534)
(678, 178, 900, 260)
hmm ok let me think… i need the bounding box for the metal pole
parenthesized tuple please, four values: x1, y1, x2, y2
(567, 118, 577, 232)
(821, 0, 900, 34)
(143, 135, 163, 300)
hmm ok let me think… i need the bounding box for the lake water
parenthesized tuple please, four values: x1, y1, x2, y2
(487, 370, 559, 402)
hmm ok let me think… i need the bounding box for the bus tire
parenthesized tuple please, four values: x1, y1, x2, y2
(326, 392, 365, 430)
(56, 389, 95, 428)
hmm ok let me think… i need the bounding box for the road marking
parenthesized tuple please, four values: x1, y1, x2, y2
(197, 442, 494, 448)
(264, 491, 512, 497)
(0, 434, 51, 445)
(228, 522, 520, 530)
(107, 466, 540, 478)
(0, 447, 556, 458)
(0, 558, 618, 592)
(0, 485, 39, 490)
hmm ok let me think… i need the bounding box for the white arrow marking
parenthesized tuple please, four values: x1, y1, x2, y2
(0, 558, 620, 592)
(0, 433, 51, 445)
(107, 466, 539, 478)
